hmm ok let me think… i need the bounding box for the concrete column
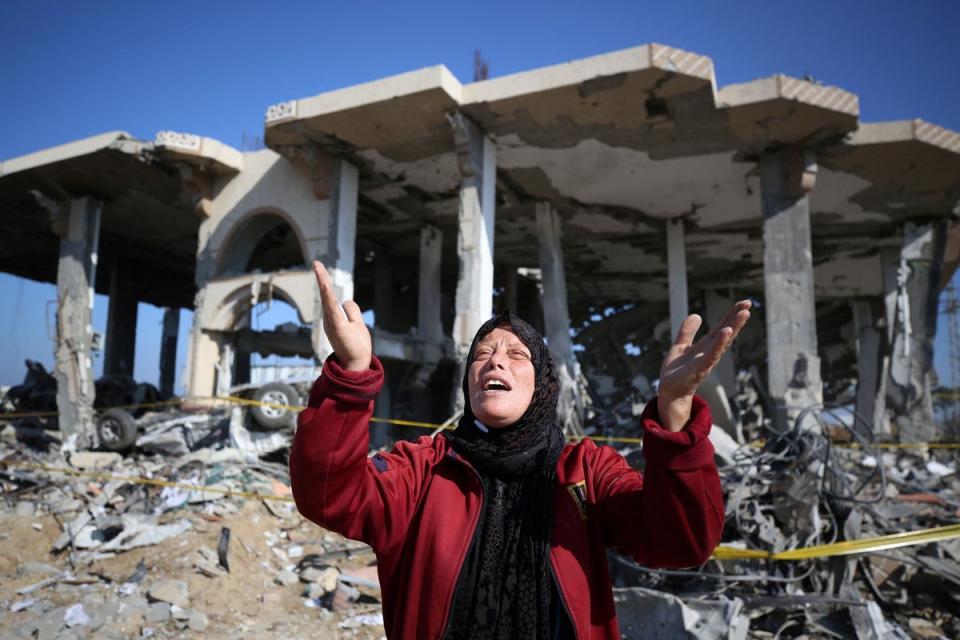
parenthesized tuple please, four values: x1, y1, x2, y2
(885, 222, 946, 442)
(52, 197, 102, 448)
(159, 308, 179, 397)
(851, 299, 886, 434)
(449, 112, 496, 348)
(667, 218, 689, 339)
(448, 113, 495, 413)
(759, 148, 822, 431)
(313, 157, 358, 362)
(417, 225, 443, 343)
(536, 203, 584, 435)
(103, 262, 138, 377)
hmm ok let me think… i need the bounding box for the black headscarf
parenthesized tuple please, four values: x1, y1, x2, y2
(442, 310, 568, 640)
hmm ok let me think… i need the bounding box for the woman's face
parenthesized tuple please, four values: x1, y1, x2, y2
(467, 327, 536, 428)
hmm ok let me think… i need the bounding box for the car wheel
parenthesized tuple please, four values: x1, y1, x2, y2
(250, 382, 300, 430)
(96, 409, 138, 451)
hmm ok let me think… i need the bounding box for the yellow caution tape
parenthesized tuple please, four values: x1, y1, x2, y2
(713, 523, 960, 561)
(0, 398, 184, 419)
(5, 396, 960, 448)
(0, 460, 296, 503)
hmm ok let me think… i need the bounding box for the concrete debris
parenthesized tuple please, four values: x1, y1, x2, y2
(3, 361, 958, 638)
(275, 569, 299, 586)
(301, 566, 340, 593)
(0, 417, 385, 639)
(62, 603, 89, 628)
(147, 580, 189, 608)
(606, 402, 960, 638)
(67, 451, 122, 470)
(613, 587, 748, 640)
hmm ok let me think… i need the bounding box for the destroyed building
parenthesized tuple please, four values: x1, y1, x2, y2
(3, 42, 960, 640)
(1, 43, 959, 447)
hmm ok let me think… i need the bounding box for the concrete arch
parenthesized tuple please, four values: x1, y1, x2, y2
(211, 207, 310, 278)
(198, 271, 317, 333)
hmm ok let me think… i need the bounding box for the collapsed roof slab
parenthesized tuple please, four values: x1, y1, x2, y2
(460, 44, 717, 157)
(717, 75, 858, 153)
(0, 131, 241, 308)
(154, 130, 244, 176)
(821, 119, 960, 218)
(264, 65, 463, 162)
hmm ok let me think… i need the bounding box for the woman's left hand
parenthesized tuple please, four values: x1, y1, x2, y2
(657, 300, 752, 432)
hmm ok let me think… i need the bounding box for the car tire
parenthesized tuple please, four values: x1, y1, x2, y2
(250, 382, 300, 430)
(97, 409, 138, 451)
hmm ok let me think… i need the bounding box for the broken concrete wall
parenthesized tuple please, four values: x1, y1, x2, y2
(184, 149, 335, 398)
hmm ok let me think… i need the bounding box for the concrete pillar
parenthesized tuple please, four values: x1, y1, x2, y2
(449, 112, 496, 348)
(759, 148, 822, 431)
(851, 299, 886, 434)
(103, 262, 138, 377)
(417, 225, 443, 342)
(52, 197, 102, 448)
(313, 157, 358, 362)
(448, 113, 495, 413)
(536, 203, 584, 435)
(885, 222, 946, 442)
(667, 218, 689, 339)
(159, 308, 179, 397)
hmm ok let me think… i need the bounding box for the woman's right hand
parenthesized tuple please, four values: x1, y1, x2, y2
(313, 260, 372, 372)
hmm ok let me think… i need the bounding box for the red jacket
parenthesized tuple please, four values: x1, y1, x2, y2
(290, 356, 724, 639)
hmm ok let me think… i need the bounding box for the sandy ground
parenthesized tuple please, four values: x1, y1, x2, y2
(0, 493, 386, 639)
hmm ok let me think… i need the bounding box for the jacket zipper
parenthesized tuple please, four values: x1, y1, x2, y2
(437, 453, 485, 639)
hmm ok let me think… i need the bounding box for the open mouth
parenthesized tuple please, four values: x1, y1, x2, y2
(482, 377, 512, 392)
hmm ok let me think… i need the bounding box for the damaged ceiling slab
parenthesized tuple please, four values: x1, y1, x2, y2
(0, 131, 242, 308)
(264, 43, 957, 314)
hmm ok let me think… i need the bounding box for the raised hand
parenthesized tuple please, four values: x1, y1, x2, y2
(657, 300, 752, 432)
(313, 261, 372, 372)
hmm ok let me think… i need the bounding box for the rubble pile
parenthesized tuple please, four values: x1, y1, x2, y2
(0, 420, 385, 640)
(611, 406, 960, 639)
(2, 392, 958, 639)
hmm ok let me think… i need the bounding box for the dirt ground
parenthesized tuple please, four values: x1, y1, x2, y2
(0, 493, 386, 639)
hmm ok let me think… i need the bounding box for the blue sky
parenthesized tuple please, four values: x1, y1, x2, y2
(1, 1, 958, 391)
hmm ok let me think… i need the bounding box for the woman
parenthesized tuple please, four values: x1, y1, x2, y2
(291, 261, 750, 639)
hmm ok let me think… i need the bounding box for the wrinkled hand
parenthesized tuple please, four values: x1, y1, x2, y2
(657, 300, 751, 432)
(313, 261, 372, 372)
